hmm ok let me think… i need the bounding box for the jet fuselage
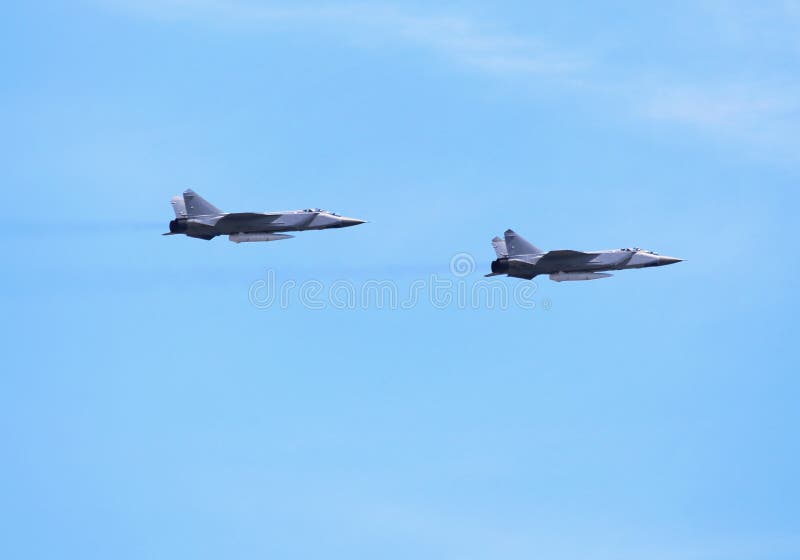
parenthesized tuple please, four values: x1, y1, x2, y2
(488, 230, 682, 282)
(165, 190, 365, 242)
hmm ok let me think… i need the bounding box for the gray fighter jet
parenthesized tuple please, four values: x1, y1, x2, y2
(486, 229, 682, 282)
(164, 189, 365, 242)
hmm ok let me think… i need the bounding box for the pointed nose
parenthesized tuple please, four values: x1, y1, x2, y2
(657, 256, 683, 266)
(339, 217, 366, 228)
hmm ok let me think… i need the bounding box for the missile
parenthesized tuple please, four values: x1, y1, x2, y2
(228, 233, 295, 243)
(549, 272, 612, 282)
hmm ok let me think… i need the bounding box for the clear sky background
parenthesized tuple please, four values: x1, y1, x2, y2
(2, 1, 799, 559)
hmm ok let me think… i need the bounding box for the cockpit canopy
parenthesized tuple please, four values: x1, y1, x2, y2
(621, 247, 658, 254)
(303, 208, 340, 216)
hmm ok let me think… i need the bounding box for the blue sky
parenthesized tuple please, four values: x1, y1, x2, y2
(1, 1, 799, 558)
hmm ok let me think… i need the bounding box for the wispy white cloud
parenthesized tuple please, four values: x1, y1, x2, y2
(100, 0, 584, 77)
(645, 87, 783, 129)
(359, 8, 584, 76)
(98, 0, 800, 161)
(701, 0, 800, 54)
(636, 81, 800, 156)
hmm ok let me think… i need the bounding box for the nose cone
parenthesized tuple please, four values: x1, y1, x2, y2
(657, 255, 683, 266)
(338, 217, 366, 228)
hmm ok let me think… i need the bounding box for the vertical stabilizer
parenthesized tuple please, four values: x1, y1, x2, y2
(171, 195, 187, 218)
(492, 236, 508, 258)
(504, 229, 543, 256)
(183, 189, 222, 217)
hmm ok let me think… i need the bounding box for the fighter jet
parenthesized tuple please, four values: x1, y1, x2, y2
(486, 229, 682, 282)
(164, 189, 365, 242)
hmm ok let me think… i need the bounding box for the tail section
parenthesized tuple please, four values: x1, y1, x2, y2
(504, 229, 543, 257)
(183, 189, 222, 217)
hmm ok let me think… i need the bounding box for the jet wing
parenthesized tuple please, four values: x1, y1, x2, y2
(535, 250, 596, 267)
(544, 250, 593, 258)
(214, 212, 284, 232)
